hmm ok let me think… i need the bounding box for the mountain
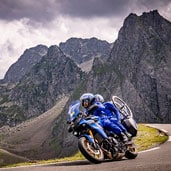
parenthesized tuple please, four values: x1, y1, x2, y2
(2, 45, 48, 83)
(0, 37, 112, 127)
(1, 38, 111, 84)
(59, 37, 112, 71)
(0, 96, 69, 161)
(106, 10, 171, 122)
(0, 45, 84, 127)
(81, 10, 171, 123)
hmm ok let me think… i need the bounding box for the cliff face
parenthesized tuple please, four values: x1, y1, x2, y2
(86, 10, 171, 122)
(109, 10, 171, 122)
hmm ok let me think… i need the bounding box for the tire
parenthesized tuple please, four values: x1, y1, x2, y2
(78, 137, 104, 164)
(125, 143, 138, 159)
(113, 152, 125, 161)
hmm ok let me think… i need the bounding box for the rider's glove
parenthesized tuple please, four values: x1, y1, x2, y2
(68, 123, 74, 132)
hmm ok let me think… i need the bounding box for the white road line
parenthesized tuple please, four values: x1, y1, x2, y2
(160, 129, 171, 142)
(160, 129, 168, 134)
(139, 147, 160, 153)
(168, 136, 171, 142)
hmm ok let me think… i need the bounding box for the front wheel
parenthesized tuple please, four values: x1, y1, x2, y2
(78, 137, 104, 164)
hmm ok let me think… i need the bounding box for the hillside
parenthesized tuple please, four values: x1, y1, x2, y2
(0, 96, 69, 160)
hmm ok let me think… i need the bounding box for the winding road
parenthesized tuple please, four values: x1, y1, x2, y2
(1, 124, 171, 171)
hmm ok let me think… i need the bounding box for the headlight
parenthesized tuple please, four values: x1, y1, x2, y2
(73, 131, 78, 136)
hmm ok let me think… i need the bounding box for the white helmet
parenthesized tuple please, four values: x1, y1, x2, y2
(94, 94, 104, 103)
(80, 93, 95, 108)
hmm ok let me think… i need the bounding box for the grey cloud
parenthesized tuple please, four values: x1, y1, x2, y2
(0, 0, 170, 23)
(137, 0, 171, 8)
(0, 0, 59, 22)
(56, 0, 171, 19)
(58, 0, 132, 18)
(3, 40, 16, 55)
(0, 0, 131, 22)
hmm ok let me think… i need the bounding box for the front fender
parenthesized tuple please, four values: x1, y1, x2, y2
(79, 119, 108, 139)
(91, 123, 108, 139)
(79, 134, 95, 144)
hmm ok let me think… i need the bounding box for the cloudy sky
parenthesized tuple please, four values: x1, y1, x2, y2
(0, 0, 171, 79)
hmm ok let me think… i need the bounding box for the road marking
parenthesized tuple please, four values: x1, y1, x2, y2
(168, 136, 171, 142)
(160, 129, 171, 142)
(160, 129, 168, 134)
(139, 147, 160, 153)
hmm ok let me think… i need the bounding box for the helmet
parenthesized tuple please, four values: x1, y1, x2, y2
(95, 94, 104, 103)
(80, 93, 95, 108)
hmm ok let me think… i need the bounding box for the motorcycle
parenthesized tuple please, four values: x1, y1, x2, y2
(67, 97, 138, 164)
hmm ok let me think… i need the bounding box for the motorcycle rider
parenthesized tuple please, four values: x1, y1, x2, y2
(94, 94, 131, 139)
(80, 93, 129, 142)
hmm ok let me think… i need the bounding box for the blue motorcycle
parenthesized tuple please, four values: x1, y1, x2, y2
(67, 100, 138, 164)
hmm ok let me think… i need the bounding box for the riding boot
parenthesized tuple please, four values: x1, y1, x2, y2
(119, 132, 128, 143)
(124, 131, 132, 140)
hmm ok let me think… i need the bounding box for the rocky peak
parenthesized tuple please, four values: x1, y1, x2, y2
(119, 10, 171, 43)
(59, 37, 112, 65)
(2, 45, 48, 83)
(47, 45, 63, 59)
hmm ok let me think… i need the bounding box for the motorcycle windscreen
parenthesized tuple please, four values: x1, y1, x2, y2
(67, 100, 80, 122)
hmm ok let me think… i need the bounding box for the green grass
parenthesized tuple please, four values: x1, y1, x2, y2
(1, 124, 168, 168)
(133, 124, 168, 151)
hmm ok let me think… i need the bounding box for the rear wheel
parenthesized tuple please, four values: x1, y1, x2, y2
(78, 137, 104, 163)
(125, 142, 138, 159)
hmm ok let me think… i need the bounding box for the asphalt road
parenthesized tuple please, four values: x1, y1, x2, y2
(1, 124, 171, 171)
